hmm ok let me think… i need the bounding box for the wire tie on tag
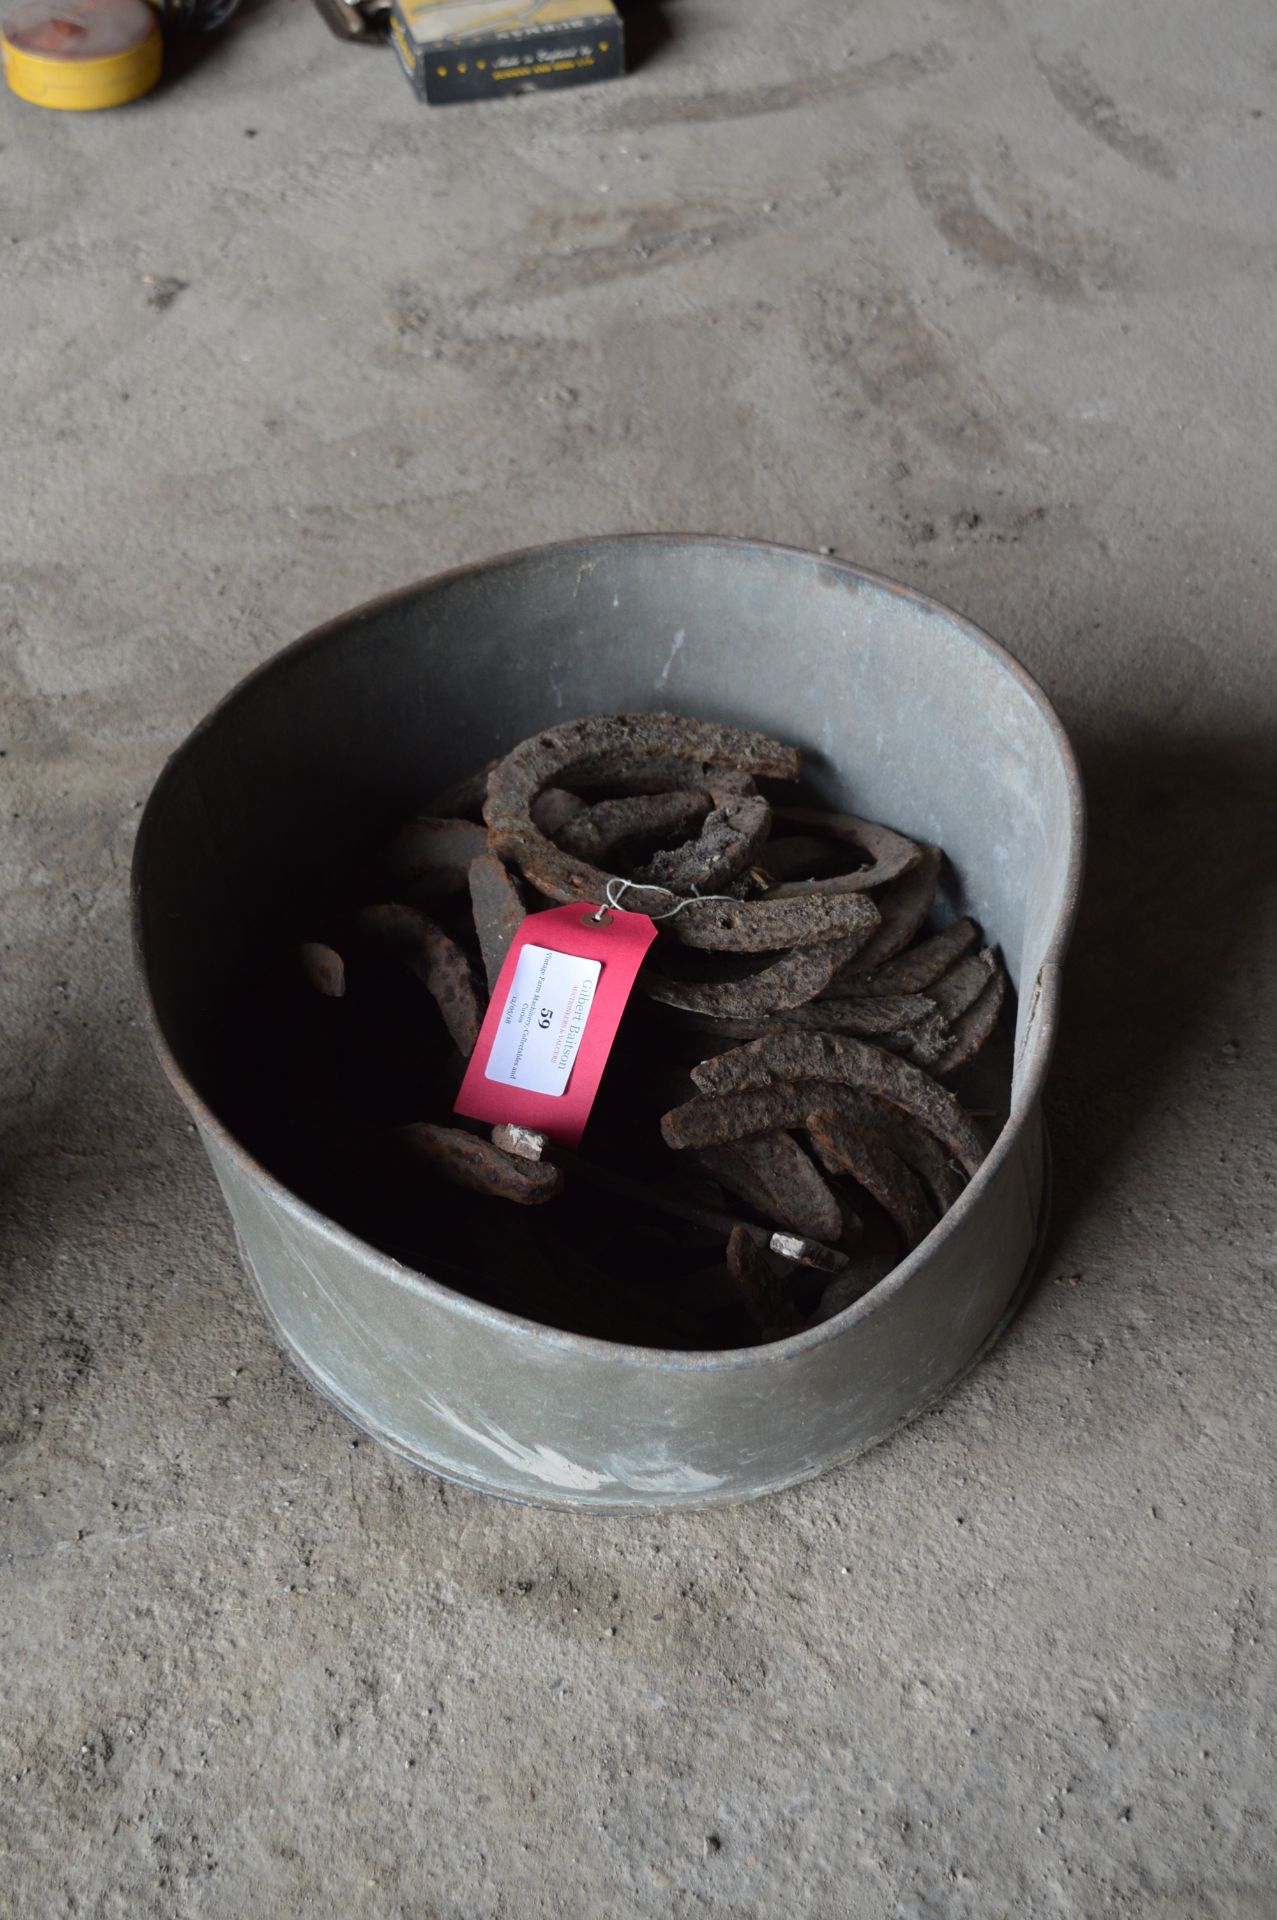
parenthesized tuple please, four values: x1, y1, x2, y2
(591, 878, 742, 924)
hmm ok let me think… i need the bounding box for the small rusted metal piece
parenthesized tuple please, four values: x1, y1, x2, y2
(766, 807, 924, 897)
(676, 891, 894, 954)
(570, 757, 758, 808)
(491, 1123, 547, 1161)
(490, 711, 798, 799)
(927, 947, 1001, 1022)
(833, 846, 941, 977)
(299, 941, 346, 998)
(778, 991, 939, 1033)
(382, 816, 490, 891)
(822, 1088, 967, 1212)
(699, 1131, 851, 1246)
(725, 1225, 803, 1338)
(666, 1080, 834, 1149)
(805, 1107, 936, 1253)
(676, 1029, 986, 1174)
(935, 970, 1007, 1076)
(767, 1231, 846, 1272)
(696, 767, 759, 804)
(425, 760, 499, 822)
(827, 917, 977, 998)
(357, 903, 483, 1055)
(633, 793, 772, 895)
(891, 1016, 956, 1073)
(467, 854, 527, 993)
(556, 790, 711, 865)
(641, 916, 878, 1019)
(484, 713, 816, 947)
(671, 1077, 971, 1212)
(531, 787, 587, 836)
(401, 1123, 564, 1205)
(776, 996, 954, 1070)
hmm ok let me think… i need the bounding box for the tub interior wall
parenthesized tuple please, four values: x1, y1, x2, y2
(137, 543, 1074, 1112)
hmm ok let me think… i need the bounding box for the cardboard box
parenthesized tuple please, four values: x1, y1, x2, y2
(389, 0, 623, 104)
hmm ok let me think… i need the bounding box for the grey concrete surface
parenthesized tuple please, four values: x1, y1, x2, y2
(2, 0, 1275, 1912)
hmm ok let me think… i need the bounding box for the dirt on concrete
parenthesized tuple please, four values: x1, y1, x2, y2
(2, 0, 1275, 1913)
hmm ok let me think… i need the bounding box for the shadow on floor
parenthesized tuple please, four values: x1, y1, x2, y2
(151, 0, 277, 94)
(1042, 719, 1277, 1262)
(614, 0, 675, 75)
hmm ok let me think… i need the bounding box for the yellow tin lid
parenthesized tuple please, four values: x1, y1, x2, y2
(2, 0, 161, 108)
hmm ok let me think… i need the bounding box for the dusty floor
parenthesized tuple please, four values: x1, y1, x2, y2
(3, 0, 1276, 1912)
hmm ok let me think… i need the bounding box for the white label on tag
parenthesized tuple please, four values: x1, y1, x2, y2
(483, 943, 602, 1098)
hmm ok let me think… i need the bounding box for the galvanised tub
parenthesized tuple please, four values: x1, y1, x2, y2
(132, 536, 1084, 1509)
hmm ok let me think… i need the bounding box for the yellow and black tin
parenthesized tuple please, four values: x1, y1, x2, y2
(388, 0, 622, 104)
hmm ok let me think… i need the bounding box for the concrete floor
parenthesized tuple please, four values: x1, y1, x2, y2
(3, 0, 1276, 1912)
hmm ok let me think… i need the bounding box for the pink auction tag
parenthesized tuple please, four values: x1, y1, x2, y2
(453, 903, 659, 1147)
